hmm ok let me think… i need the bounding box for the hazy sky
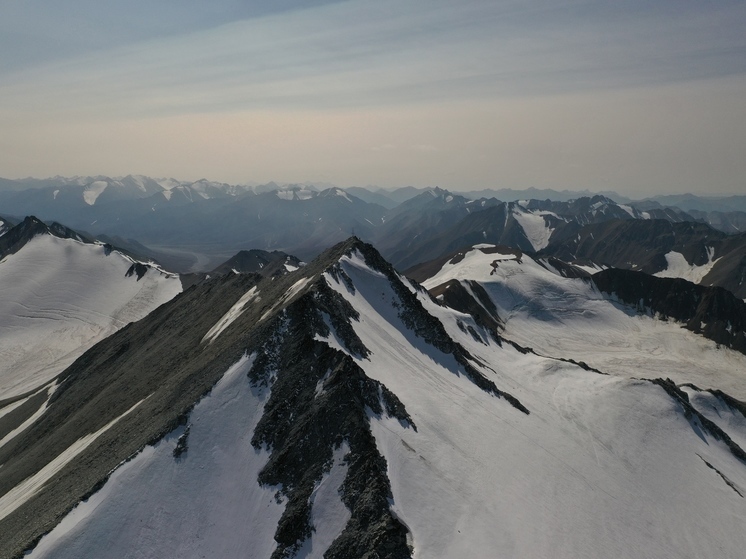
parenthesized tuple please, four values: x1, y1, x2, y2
(1, 0, 744, 196)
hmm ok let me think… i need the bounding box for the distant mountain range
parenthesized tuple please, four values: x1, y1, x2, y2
(2, 177, 746, 296)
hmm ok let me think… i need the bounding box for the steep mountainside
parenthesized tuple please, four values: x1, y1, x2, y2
(540, 219, 746, 298)
(0, 216, 14, 237)
(211, 249, 304, 277)
(380, 195, 703, 271)
(2, 239, 745, 559)
(592, 269, 746, 354)
(419, 244, 746, 397)
(687, 209, 746, 234)
(0, 217, 181, 400)
(370, 188, 501, 265)
(82, 188, 385, 270)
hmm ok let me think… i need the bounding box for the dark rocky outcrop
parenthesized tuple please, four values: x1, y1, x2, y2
(125, 262, 149, 280)
(248, 290, 413, 558)
(429, 280, 503, 343)
(541, 219, 746, 298)
(650, 378, 746, 464)
(592, 269, 746, 355)
(0, 216, 51, 258)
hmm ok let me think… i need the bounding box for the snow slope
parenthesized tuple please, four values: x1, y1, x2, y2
(27, 355, 287, 559)
(0, 235, 181, 399)
(14, 240, 746, 559)
(512, 207, 555, 250)
(654, 249, 719, 284)
(423, 245, 746, 400)
(321, 249, 746, 558)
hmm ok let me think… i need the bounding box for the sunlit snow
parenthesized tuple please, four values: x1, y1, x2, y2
(26, 354, 285, 559)
(0, 235, 181, 399)
(202, 286, 260, 344)
(82, 180, 108, 205)
(654, 249, 719, 284)
(512, 209, 554, 250)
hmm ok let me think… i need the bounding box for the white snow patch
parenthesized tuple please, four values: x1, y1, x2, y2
(295, 442, 351, 558)
(0, 382, 57, 450)
(26, 354, 286, 559)
(334, 189, 352, 202)
(512, 210, 553, 250)
(424, 246, 746, 400)
(202, 286, 259, 344)
(52, 189, 59, 200)
(82, 181, 108, 205)
(619, 204, 636, 217)
(572, 262, 606, 275)
(0, 397, 147, 523)
(260, 276, 314, 322)
(284, 263, 299, 272)
(0, 235, 182, 399)
(422, 246, 517, 287)
(654, 250, 719, 284)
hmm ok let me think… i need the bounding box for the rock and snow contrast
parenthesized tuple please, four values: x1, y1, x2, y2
(0, 217, 182, 400)
(1, 238, 745, 559)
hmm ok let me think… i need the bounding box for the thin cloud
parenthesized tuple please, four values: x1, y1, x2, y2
(2, 0, 745, 118)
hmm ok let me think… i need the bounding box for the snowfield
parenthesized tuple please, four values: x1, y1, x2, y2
(654, 249, 719, 284)
(13, 242, 746, 559)
(320, 248, 746, 559)
(0, 234, 181, 399)
(511, 207, 555, 250)
(423, 245, 746, 400)
(26, 355, 287, 559)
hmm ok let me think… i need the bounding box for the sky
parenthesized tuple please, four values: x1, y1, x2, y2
(0, 0, 745, 196)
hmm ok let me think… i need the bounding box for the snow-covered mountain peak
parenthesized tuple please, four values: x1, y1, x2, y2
(0, 218, 182, 401)
(318, 187, 354, 202)
(3, 237, 746, 559)
(0, 216, 91, 260)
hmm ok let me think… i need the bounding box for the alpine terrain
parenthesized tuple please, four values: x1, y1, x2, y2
(0, 216, 181, 401)
(1, 237, 745, 558)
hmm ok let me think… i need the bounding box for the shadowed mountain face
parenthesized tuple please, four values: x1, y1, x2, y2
(592, 268, 746, 354)
(0, 181, 387, 271)
(2, 238, 746, 559)
(6, 176, 730, 274)
(210, 249, 303, 277)
(0, 216, 92, 259)
(374, 195, 705, 271)
(0, 216, 14, 237)
(539, 219, 746, 298)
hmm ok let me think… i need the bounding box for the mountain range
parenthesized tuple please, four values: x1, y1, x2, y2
(1, 177, 746, 558)
(2, 175, 746, 272)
